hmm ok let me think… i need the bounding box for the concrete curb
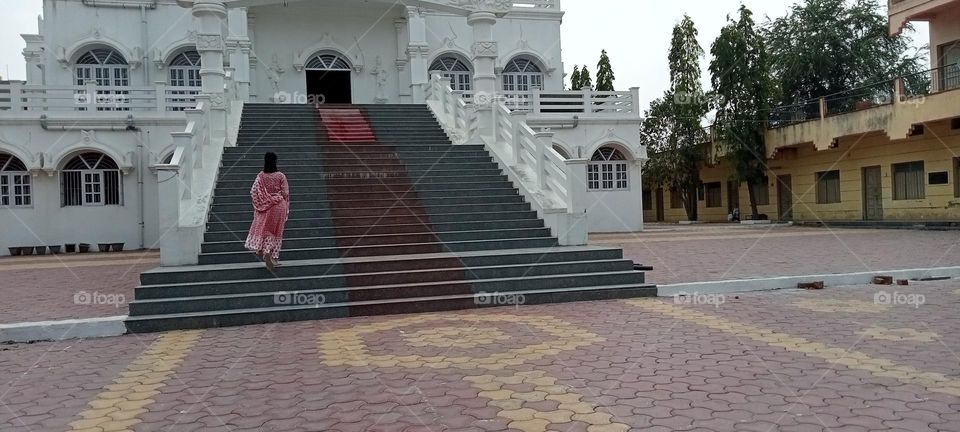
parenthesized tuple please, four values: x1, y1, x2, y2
(0, 316, 127, 343)
(658, 266, 960, 297)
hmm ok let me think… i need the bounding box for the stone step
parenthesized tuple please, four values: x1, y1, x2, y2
(125, 283, 656, 333)
(211, 187, 519, 204)
(201, 227, 553, 253)
(212, 180, 516, 195)
(209, 202, 532, 222)
(141, 246, 623, 285)
(205, 211, 540, 231)
(217, 167, 504, 180)
(211, 194, 524, 212)
(202, 219, 544, 242)
(197, 237, 560, 264)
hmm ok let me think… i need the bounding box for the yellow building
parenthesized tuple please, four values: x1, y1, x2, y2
(645, 0, 960, 225)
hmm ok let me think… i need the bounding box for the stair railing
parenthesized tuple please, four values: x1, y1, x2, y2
(425, 74, 588, 245)
(155, 94, 228, 266)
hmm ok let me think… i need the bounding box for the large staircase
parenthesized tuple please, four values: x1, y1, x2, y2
(126, 104, 655, 332)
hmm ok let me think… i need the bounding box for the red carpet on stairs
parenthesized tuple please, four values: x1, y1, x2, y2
(318, 108, 376, 143)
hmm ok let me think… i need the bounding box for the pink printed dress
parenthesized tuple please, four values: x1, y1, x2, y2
(244, 171, 290, 260)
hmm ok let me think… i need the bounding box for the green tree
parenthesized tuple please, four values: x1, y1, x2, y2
(642, 15, 708, 221)
(571, 65, 582, 90)
(595, 50, 616, 91)
(709, 5, 774, 218)
(579, 65, 593, 91)
(766, 0, 925, 109)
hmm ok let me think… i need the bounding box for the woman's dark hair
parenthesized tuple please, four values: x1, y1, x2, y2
(263, 152, 278, 173)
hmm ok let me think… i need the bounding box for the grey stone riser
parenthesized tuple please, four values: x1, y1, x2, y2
(202, 219, 544, 242)
(140, 247, 625, 286)
(222, 151, 489, 160)
(198, 237, 560, 264)
(206, 210, 541, 231)
(233, 144, 460, 151)
(201, 228, 553, 253)
(216, 170, 505, 182)
(222, 156, 494, 166)
(217, 165, 503, 177)
(211, 188, 519, 204)
(125, 284, 657, 333)
(213, 181, 514, 195)
(135, 260, 637, 301)
(129, 271, 645, 316)
(213, 176, 509, 189)
(207, 203, 533, 223)
(211, 195, 524, 213)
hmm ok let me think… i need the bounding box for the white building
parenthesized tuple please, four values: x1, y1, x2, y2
(1, 0, 647, 260)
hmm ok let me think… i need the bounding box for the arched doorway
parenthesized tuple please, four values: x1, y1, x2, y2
(305, 51, 352, 104)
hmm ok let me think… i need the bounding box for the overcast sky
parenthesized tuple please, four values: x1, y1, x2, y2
(0, 0, 926, 109)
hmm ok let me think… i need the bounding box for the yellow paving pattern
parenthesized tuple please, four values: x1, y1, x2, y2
(858, 326, 940, 342)
(625, 299, 960, 397)
(0, 259, 159, 272)
(792, 298, 890, 313)
(68, 330, 203, 432)
(319, 314, 630, 431)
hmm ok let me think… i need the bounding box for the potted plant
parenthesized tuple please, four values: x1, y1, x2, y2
(110, 243, 124, 252)
(8, 247, 22, 256)
(78, 243, 91, 253)
(64, 244, 76, 253)
(48, 245, 62, 254)
(98, 243, 111, 252)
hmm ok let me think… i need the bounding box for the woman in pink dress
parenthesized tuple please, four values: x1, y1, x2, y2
(244, 152, 289, 270)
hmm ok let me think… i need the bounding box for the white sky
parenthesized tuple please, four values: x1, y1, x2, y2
(0, 0, 927, 109)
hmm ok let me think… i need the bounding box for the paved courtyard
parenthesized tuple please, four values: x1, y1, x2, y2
(593, 225, 960, 285)
(2, 280, 959, 431)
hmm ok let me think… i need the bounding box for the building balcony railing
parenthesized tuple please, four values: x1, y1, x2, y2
(0, 82, 201, 113)
(511, 0, 560, 9)
(767, 63, 959, 129)
(764, 63, 960, 156)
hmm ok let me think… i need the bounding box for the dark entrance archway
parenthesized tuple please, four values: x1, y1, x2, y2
(307, 70, 351, 104)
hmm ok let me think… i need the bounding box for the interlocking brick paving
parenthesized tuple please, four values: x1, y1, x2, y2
(593, 225, 960, 284)
(2, 279, 959, 431)
(0, 252, 159, 323)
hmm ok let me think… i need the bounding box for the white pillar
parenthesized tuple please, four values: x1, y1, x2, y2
(468, 11, 498, 141)
(193, 0, 228, 143)
(227, 7, 251, 101)
(406, 7, 429, 103)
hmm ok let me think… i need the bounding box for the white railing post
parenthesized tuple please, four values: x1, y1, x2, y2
(564, 159, 588, 214)
(8, 82, 24, 111)
(629, 87, 640, 115)
(582, 89, 592, 114)
(155, 83, 167, 112)
(531, 90, 541, 115)
(510, 110, 526, 167)
(535, 128, 553, 190)
(85, 81, 98, 111)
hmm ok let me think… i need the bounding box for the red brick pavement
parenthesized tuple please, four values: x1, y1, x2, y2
(0, 252, 158, 324)
(594, 225, 960, 285)
(1, 279, 958, 431)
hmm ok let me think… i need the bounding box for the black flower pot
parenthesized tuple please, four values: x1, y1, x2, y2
(64, 244, 77, 253)
(110, 243, 124, 252)
(78, 243, 91, 253)
(8, 247, 22, 256)
(48, 245, 62, 254)
(21, 246, 34, 256)
(98, 243, 111, 252)
(34, 246, 47, 255)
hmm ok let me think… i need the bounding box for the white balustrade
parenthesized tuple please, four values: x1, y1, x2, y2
(424, 74, 588, 245)
(0, 82, 201, 113)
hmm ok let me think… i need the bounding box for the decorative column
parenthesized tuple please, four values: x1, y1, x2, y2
(227, 7, 252, 101)
(394, 17, 412, 103)
(467, 7, 503, 142)
(192, 0, 228, 143)
(406, 7, 430, 103)
(21, 34, 45, 85)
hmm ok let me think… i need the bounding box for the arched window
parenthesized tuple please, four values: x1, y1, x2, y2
(169, 51, 202, 87)
(61, 152, 123, 207)
(75, 48, 130, 111)
(552, 145, 570, 160)
(0, 153, 31, 207)
(305, 52, 352, 70)
(168, 50, 202, 111)
(429, 56, 473, 92)
(501, 57, 544, 92)
(587, 147, 629, 191)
